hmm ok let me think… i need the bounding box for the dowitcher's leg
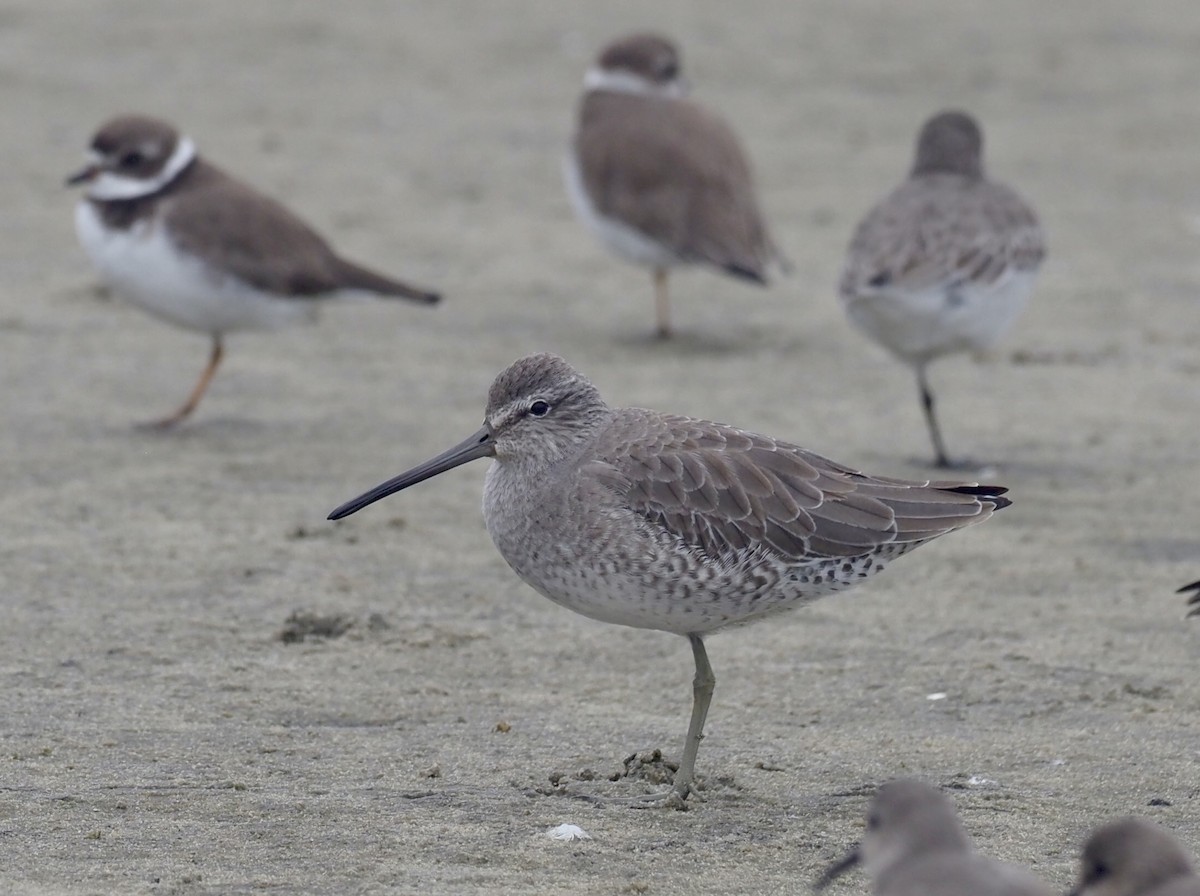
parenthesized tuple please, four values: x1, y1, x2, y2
(654, 268, 670, 339)
(670, 633, 715, 803)
(916, 363, 951, 468)
(141, 335, 224, 429)
(613, 634, 714, 810)
(568, 634, 714, 810)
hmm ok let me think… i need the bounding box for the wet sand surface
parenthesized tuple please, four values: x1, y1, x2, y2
(3, 2, 1200, 893)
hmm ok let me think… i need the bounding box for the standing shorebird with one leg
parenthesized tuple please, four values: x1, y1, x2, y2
(329, 353, 1010, 808)
(839, 111, 1045, 468)
(68, 115, 440, 428)
(564, 34, 785, 338)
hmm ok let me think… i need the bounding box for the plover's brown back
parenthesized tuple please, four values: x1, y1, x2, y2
(565, 34, 783, 337)
(572, 91, 776, 280)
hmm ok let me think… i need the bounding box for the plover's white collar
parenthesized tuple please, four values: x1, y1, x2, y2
(582, 66, 687, 99)
(87, 136, 196, 201)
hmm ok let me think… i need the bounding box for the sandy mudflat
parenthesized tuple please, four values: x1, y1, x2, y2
(3, 1, 1200, 893)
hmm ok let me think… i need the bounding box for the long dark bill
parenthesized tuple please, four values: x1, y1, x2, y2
(812, 845, 861, 891)
(327, 426, 494, 520)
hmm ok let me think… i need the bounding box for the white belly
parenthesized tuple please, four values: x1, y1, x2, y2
(843, 268, 1038, 364)
(562, 151, 679, 270)
(74, 201, 317, 335)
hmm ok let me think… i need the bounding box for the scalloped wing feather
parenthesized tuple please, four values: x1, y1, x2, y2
(594, 411, 1005, 563)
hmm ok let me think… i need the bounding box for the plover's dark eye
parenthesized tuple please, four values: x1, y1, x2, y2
(660, 61, 678, 80)
(120, 150, 144, 168)
(529, 400, 551, 418)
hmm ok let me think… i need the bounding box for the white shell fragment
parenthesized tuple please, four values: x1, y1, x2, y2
(547, 824, 591, 842)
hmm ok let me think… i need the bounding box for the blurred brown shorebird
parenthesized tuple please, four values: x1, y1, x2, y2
(564, 34, 785, 338)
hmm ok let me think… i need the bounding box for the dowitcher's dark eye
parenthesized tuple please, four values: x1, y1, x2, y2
(866, 812, 881, 831)
(120, 150, 144, 168)
(1087, 862, 1109, 883)
(660, 61, 678, 80)
(529, 400, 551, 418)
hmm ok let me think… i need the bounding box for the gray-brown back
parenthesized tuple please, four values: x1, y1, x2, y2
(575, 91, 776, 279)
(480, 354, 1009, 635)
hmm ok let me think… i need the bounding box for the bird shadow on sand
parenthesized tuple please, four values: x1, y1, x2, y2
(609, 323, 790, 357)
(854, 452, 1099, 485)
(123, 415, 271, 440)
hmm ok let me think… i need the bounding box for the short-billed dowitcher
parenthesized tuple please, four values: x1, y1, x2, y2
(816, 779, 1052, 895)
(564, 34, 785, 338)
(68, 115, 439, 428)
(329, 354, 1010, 807)
(840, 110, 1045, 467)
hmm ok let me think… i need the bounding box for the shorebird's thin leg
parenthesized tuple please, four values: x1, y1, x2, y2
(142, 335, 224, 429)
(610, 633, 714, 810)
(916, 364, 951, 468)
(670, 633, 715, 802)
(654, 268, 670, 339)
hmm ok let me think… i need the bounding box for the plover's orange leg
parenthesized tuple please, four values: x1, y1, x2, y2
(141, 335, 223, 429)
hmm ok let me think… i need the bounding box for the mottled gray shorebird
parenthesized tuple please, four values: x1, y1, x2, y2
(68, 114, 439, 428)
(329, 354, 1010, 807)
(840, 110, 1045, 467)
(1069, 817, 1200, 896)
(1177, 580, 1200, 617)
(564, 34, 784, 338)
(816, 779, 1052, 896)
